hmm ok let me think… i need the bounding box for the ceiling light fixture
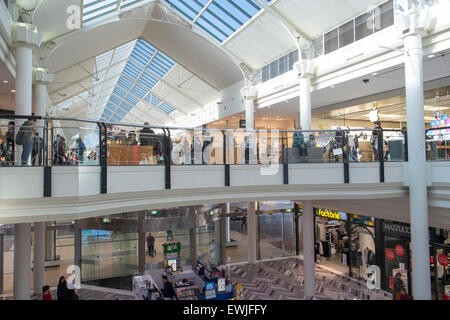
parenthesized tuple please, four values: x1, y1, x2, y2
(372, 72, 378, 76)
(11, 90, 16, 93)
(427, 54, 436, 58)
(2, 80, 8, 83)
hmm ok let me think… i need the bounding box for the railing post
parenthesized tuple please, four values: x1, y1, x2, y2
(343, 130, 350, 184)
(283, 131, 289, 185)
(404, 128, 409, 161)
(98, 123, 107, 194)
(165, 129, 171, 189)
(43, 119, 51, 197)
(379, 128, 385, 183)
(223, 130, 230, 187)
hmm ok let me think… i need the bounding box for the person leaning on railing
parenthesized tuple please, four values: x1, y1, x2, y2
(15, 117, 36, 165)
(293, 126, 307, 160)
(5, 121, 14, 165)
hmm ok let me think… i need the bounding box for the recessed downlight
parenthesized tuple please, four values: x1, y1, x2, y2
(11, 89, 16, 93)
(2, 80, 8, 83)
(427, 54, 436, 58)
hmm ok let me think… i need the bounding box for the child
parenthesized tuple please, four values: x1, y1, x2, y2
(42, 285, 52, 300)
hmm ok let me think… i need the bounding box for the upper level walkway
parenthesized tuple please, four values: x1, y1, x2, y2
(1, 115, 449, 226)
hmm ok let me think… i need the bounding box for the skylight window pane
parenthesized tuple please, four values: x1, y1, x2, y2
(164, 0, 205, 20)
(125, 94, 139, 106)
(158, 102, 175, 114)
(113, 86, 127, 98)
(83, 0, 118, 22)
(120, 100, 134, 110)
(123, 61, 142, 79)
(118, 76, 133, 90)
(130, 85, 147, 99)
(196, 16, 227, 42)
(115, 107, 127, 118)
(120, 0, 144, 10)
(110, 94, 122, 105)
(138, 72, 158, 90)
(111, 114, 122, 122)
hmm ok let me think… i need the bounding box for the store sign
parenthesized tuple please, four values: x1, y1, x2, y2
(438, 254, 449, 267)
(383, 221, 410, 236)
(317, 208, 346, 221)
(383, 221, 432, 239)
(163, 242, 181, 254)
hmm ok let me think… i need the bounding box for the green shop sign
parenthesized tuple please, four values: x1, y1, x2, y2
(163, 242, 181, 254)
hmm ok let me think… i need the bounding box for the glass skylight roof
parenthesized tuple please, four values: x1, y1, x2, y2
(163, 0, 271, 42)
(99, 39, 178, 123)
(82, 0, 151, 24)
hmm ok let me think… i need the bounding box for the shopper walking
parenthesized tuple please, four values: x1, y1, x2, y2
(371, 121, 383, 161)
(57, 276, 68, 300)
(42, 285, 53, 300)
(66, 283, 79, 300)
(161, 275, 177, 300)
(77, 137, 86, 164)
(146, 232, 155, 257)
(15, 118, 35, 165)
(393, 272, 405, 300)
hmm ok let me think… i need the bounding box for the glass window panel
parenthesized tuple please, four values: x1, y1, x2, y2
(376, 0, 394, 31)
(288, 50, 298, 70)
(338, 20, 354, 48)
(261, 64, 270, 82)
(355, 11, 374, 41)
(110, 94, 122, 106)
(279, 54, 288, 75)
(269, 60, 279, 79)
(324, 28, 339, 54)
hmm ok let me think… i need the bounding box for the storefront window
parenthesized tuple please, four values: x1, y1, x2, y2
(81, 230, 138, 282)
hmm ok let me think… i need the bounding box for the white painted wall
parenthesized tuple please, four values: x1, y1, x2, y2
(172, 165, 224, 189)
(0, 167, 43, 199)
(290, 163, 344, 185)
(230, 165, 283, 186)
(107, 166, 165, 194)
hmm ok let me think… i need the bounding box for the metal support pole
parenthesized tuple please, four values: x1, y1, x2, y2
(14, 223, 31, 300)
(138, 212, 145, 275)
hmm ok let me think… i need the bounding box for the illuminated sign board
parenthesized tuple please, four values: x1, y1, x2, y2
(316, 208, 347, 221)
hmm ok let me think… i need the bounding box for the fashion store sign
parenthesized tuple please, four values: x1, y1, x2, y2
(317, 208, 346, 221)
(383, 222, 410, 236)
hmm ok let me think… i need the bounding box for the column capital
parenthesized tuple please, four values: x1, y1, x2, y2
(11, 23, 43, 48)
(240, 86, 257, 100)
(33, 68, 54, 85)
(294, 60, 314, 78)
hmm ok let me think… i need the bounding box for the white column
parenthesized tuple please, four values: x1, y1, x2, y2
(33, 222, 45, 296)
(12, 23, 43, 165)
(294, 59, 314, 131)
(14, 223, 31, 300)
(241, 85, 258, 264)
(302, 200, 315, 299)
(403, 7, 431, 300)
(12, 23, 43, 300)
(14, 45, 33, 166)
(247, 202, 257, 264)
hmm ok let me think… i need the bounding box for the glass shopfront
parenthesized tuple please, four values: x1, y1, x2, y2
(314, 208, 376, 280)
(81, 230, 138, 283)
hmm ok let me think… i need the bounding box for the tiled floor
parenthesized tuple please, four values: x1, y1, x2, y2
(226, 257, 393, 300)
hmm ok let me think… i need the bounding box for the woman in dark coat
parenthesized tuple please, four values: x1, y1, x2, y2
(57, 276, 68, 300)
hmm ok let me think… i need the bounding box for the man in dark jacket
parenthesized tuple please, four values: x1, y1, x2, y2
(139, 122, 156, 146)
(17, 119, 35, 165)
(161, 275, 177, 300)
